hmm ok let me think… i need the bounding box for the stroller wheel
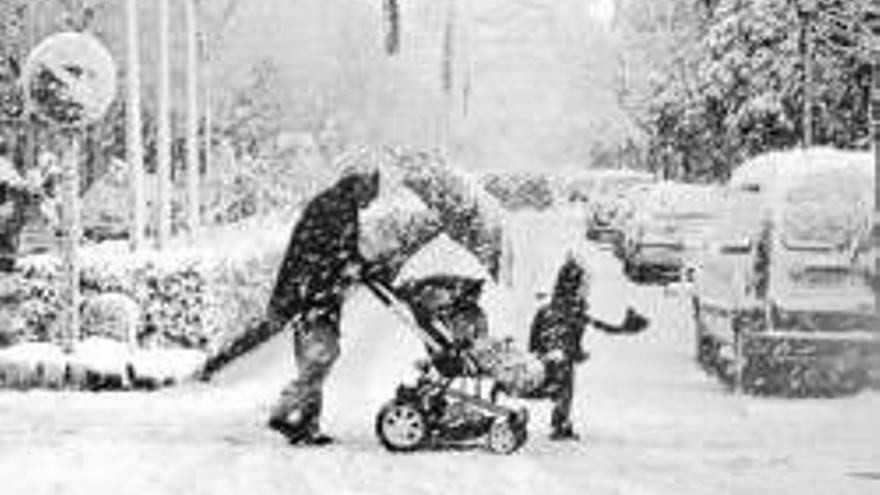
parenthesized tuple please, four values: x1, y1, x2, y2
(375, 401, 428, 452)
(486, 416, 527, 455)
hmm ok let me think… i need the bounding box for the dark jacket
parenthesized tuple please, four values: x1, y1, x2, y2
(528, 257, 589, 363)
(0, 160, 31, 272)
(267, 171, 379, 330)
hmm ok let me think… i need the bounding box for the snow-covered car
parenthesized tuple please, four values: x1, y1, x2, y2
(609, 183, 654, 259)
(584, 169, 656, 244)
(691, 148, 880, 394)
(619, 182, 720, 283)
(552, 167, 599, 205)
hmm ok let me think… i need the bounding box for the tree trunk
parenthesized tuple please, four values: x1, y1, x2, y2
(125, 0, 146, 251)
(156, 0, 172, 248)
(185, 0, 200, 236)
(203, 37, 213, 202)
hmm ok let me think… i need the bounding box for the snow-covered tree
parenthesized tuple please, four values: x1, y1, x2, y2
(642, 0, 870, 181)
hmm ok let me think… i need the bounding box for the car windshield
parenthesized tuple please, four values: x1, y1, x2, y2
(595, 174, 653, 197)
(646, 185, 717, 221)
(780, 170, 871, 251)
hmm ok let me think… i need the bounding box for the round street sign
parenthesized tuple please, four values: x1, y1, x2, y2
(23, 32, 117, 127)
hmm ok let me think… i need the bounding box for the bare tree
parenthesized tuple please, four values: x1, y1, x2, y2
(156, 0, 172, 248)
(199, 0, 240, 193)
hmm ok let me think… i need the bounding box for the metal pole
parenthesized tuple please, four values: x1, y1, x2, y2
(873, 52, 880, 318)
(126, 0, 146, 251)
(202, 32, 213, 195)
(459, 0, 472, 121)
(61, 134, 81, 353)
(24, 0, 36, 171)
(441, 0, 456, 154)
(156, 0, 172, 248)
(802, 7, 814, 148)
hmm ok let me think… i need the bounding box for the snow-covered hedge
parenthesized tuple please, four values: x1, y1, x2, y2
(479, 172, 555, 211)
(0, 213, 295, 388)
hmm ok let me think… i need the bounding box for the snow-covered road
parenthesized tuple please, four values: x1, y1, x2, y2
(0, 212, 878, 495)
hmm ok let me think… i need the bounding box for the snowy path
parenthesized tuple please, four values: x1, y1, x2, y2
(1, 212, 879, 495)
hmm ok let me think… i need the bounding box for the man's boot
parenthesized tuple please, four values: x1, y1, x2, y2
(268, 418, 310, 444)
(300, 431, 335, 446)
(270, 416, 335, 446)
(550, 424, 580, 441)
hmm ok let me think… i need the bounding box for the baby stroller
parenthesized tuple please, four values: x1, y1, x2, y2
(363, 274, 531, 454)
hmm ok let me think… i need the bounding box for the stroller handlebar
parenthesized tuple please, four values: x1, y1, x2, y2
(361, 276, 396, 305)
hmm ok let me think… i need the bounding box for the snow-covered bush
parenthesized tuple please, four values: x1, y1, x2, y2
(479, 172, 555, 211)
(16, 263, 65, 344)
(14, 214, 292, 358)
(0, 275, 28, 347)
(81, 292, 142, 344)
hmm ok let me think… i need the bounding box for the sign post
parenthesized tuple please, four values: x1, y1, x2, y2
(869, 2, 880, 322)
(58, 136, 81, 353)
(800, 0, 816, 148)
(874, 56, 880, 319)
(22, 32, 116, 353)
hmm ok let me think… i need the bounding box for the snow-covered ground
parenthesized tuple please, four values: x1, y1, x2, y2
(0, 211, 878, 495)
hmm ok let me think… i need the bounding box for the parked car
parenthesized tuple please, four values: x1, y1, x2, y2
(691, 148, 880, 395)
(584, 169, 656, 244)
(619, 182, 720, 283)
(552, 168, 599, 205)
(609, 183, 653, 259)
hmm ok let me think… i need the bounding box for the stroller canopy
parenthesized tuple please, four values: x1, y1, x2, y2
(360, 149, 510, 284)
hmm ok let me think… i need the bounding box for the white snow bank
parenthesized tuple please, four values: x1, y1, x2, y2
(130, 348, 208, 384)
(0, 338, 208, 390)
(69, 337, 132, 376)
(0, 342, 67, 370)
(0, 342, 67, 388)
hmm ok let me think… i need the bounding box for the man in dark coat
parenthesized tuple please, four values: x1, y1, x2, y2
(266, 168, 380, 445)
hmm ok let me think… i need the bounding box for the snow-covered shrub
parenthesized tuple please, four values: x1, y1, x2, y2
(81, 292, 142, 344)
(0, 274, 27, 347)
(16, 262, 65, 344)
(479, 172, 555, 211)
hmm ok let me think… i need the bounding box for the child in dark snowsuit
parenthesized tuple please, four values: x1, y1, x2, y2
(266, 168, 380, 446)
(529, 255, 650, 440)
(528, 256, 591, 440)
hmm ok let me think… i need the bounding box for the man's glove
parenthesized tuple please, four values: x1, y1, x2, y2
(341, 261, 363, 285)
(359, 259, 394, 284)
(571, 348, 590, 364)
